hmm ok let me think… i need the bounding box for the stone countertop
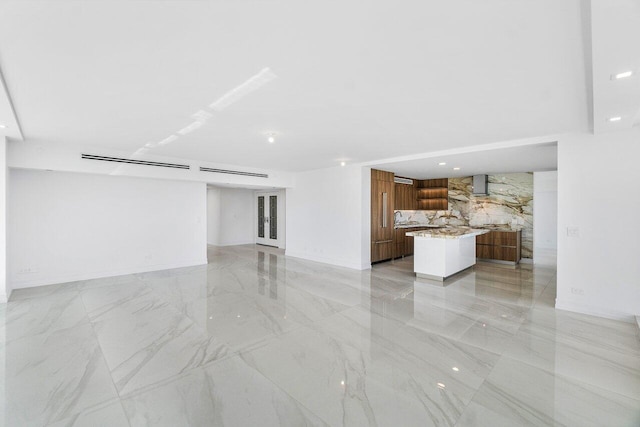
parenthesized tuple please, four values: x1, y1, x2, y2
(394, 224, 443, 229)
(396, 223, 523, 231)
(472, 225, 523, 232)
(406, 227, 490, 239)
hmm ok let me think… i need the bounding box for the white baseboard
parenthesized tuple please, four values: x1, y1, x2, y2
(555, 299, 635, 323)
(285, 250, 369, 271)
(10, 257, 207, 290)
(210, 240, 256, 247)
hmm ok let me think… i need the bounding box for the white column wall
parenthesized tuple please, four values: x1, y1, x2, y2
(286, 165, 370, 270)
(0, 139, 4, 427)
(556, 130, 640, 321)
(207, 187, 222, 245)
(0, 137, 7, 302)
(533, 171, 558, 257)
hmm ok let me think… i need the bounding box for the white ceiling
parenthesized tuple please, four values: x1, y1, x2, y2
(0, 0, 591, 172)
(373, 141, 557, 180)
(0, 71, 22, 140)
(590, 0, 640, 133)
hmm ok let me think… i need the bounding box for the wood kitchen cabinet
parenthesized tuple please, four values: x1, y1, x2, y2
(394, 178, 417, 210)
(394, 228, 412, 258)
(371, 169, 395, 263)
(476, 230, 521, 263)
(394, 226, 436, 258)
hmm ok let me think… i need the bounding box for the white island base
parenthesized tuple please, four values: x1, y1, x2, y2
(412, 233, 479, 282)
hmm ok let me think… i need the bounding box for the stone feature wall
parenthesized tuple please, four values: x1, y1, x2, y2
(448, 173, 533, 258)
(395, 173, 534, 259)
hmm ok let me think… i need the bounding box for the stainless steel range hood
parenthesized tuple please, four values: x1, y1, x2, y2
(472, 175, 489, 195)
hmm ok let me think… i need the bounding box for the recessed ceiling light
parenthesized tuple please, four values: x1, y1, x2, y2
(453, 167, 460, 171)
(613, 71, 633, 79)
(340, 161, 346, 167)
(268, 135, 275, 143)
(438, 162, 446, 166)
(436, 382, 446, 389)
(452, 367, 459, 372)
(608, 116, 622, 122)
(0, 123, 6, 129)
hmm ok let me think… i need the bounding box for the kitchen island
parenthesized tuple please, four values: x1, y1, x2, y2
(406, 227, 490, 282)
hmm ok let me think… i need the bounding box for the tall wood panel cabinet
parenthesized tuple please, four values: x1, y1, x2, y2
(371, 169, 395, 263)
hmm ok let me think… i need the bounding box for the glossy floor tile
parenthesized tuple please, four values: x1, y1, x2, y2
(1, 245, 639, 426)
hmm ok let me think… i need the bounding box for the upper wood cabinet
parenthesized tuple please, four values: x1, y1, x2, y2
(416, 178, 448, 210)
(371, 169, 394, 182)
(394, 178, 417, 210)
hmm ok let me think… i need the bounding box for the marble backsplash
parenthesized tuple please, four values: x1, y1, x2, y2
(449, 173, 533, 258)
(394, 210, 467, 227)
(395, 172, 534, 258)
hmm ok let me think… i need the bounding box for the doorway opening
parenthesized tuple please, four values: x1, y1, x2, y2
(256, 191, 284, 248)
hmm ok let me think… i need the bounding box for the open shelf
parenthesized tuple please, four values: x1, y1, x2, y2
(417, 198, 448, 210)
(416, 178, 449, 210)
(417, 187, 448, 198)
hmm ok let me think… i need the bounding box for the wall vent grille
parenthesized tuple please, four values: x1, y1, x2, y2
(200, 167, 268, 178)
(394, 176, 413, 185)
(81, 154, 190, 169)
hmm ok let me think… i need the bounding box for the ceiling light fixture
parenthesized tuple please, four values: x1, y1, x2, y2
(608, 116, 622, 122)
(267, 134, 275, 143)
(0, 123, 6, 129)
(453, 167, 460, 171)
(613, 71, 633, 79)
(438, 162, 446, 166)
(340, 161, 346, 167)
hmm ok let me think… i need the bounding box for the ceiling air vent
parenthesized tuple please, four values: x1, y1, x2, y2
(200, 167, 268, 178)
(81, 154, 190, 169)
(394, 176, 413, 185)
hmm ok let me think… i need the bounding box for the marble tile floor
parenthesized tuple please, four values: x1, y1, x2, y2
(1, 245, 639, 426)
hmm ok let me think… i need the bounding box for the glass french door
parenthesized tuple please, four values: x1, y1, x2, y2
(256, 193, 279, 246)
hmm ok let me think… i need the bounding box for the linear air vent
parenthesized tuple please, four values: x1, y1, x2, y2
(394, 176, 413, 185)
(199, 167, 268, 178)
(81, 154, 190, 169)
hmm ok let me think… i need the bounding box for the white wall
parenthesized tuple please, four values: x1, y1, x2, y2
(207, 187, 221, 245)
(8, 169, 207, 289)
(0, 137, 7, 302)
(533, 171, 558, 254)
(286, 165, 370, 270)
(557, 130, 640, 321)
(206, 187, 255, 246)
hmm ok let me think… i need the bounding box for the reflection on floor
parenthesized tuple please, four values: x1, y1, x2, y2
(1, 245, 639, 426)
